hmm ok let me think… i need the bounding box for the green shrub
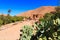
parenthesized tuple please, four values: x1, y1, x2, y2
(17, 16, 24, 21)
(0, 19, 3, 26)
(0, 15, 24, 26)
(20, 25, 33, 40)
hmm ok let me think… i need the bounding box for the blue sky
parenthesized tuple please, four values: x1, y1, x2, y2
(0, 0, 57, 16)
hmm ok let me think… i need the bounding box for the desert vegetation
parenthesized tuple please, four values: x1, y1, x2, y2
(0, 14, 24, 26)
(0, 9, 24, 26)
(19, 7, 60, 40)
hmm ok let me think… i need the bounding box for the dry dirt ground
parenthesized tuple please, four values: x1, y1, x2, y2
(0, 20, 35, 40)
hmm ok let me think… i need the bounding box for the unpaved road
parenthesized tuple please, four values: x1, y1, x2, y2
(0, 20, 35, 40)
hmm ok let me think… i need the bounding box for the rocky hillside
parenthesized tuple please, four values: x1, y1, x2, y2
(17, 6, 56, 19)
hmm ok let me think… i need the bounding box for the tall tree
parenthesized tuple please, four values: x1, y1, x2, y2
(8, 9, 11, 16)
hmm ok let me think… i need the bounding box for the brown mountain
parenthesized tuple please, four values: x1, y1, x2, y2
(17, 6, 56, 19)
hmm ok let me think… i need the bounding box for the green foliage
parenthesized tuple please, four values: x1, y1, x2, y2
(0, 19, 3, 26)
(44, 13, 54, 20)
(16, 16, 24, 21)
(20, 25, 33, 40)
(0, 15, 24, 26)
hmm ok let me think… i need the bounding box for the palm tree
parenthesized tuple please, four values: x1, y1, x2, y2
(7, 9, 12, 23)
(7, 9, 11, 16)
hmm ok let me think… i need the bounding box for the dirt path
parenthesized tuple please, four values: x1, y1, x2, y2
(0, 20, 35, 40)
